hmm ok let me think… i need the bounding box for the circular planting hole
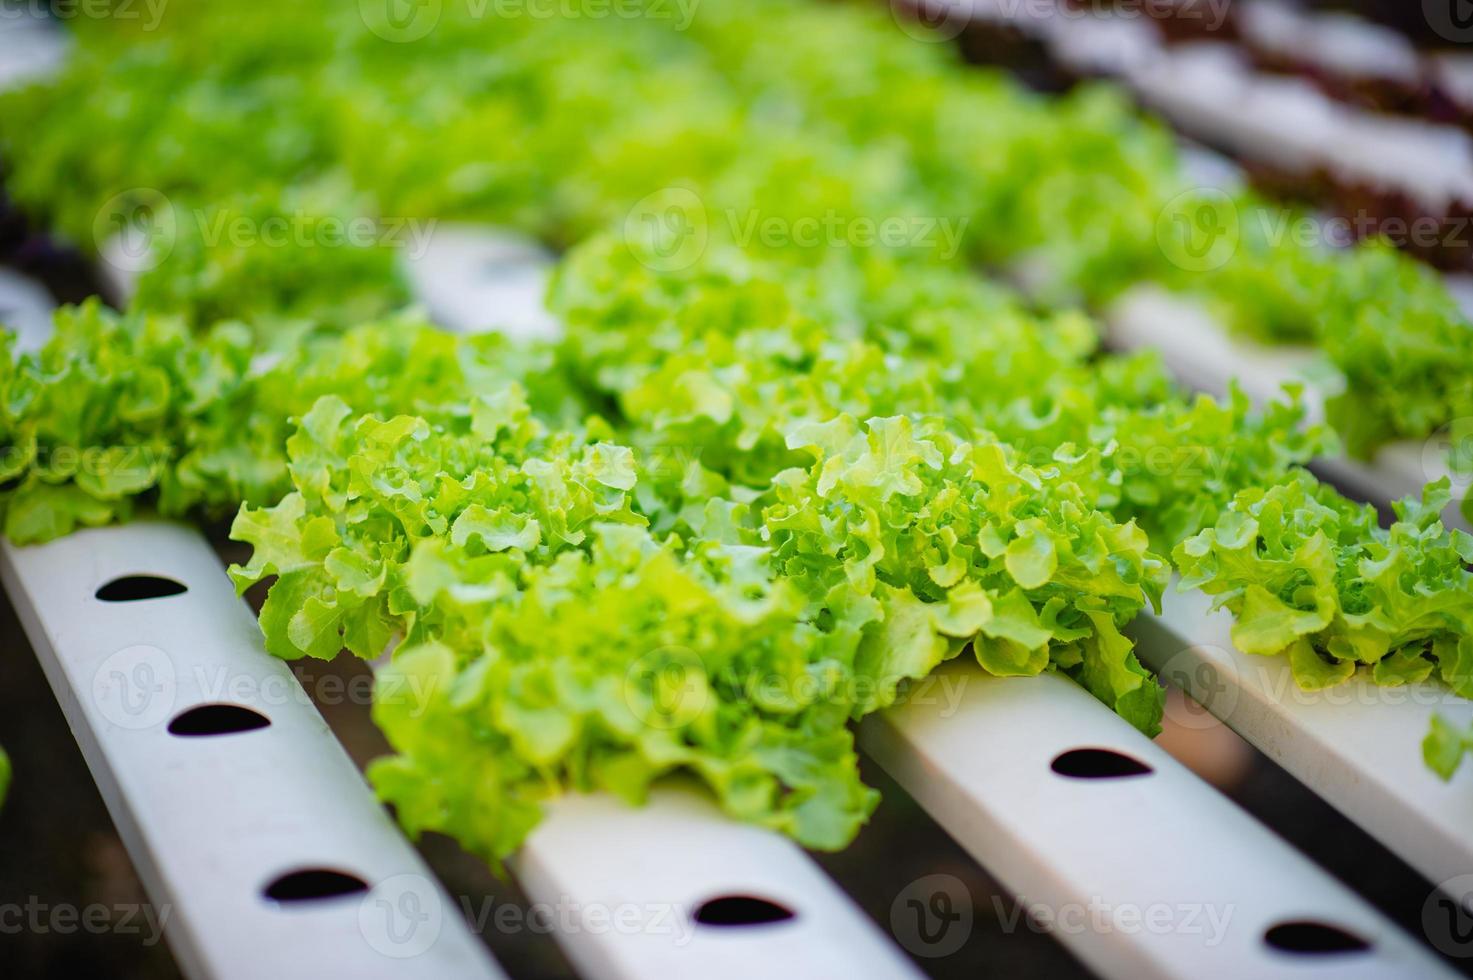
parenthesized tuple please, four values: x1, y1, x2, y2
(95, 575, 187, 602)
(168, 703, 271, 737)
(263, 869, 369, 904)
(1264, 920, 1373, 955)
(693, 895, 796, 928)
(1050, 748, 1154, 779)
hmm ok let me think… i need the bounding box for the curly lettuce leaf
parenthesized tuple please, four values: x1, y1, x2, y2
(1176, 476, 1473, 695)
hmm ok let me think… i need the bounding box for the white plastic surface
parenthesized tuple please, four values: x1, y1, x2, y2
(1237, 1, 1420, 85)
(1130, 586, 1473, 894)
(0, 4, 68, 92)
(864, 663, 1458, 979)
(0, 6, 69, 357)
(0, 522, 505, 980)
(400, 223, 560, 341)
(1130, 43, 1473, 212)
(515, 785, 921, 980)
(931, 0, 1473, 212)
(1102, 281, 1473, 889)
(0, 266, 58, 351)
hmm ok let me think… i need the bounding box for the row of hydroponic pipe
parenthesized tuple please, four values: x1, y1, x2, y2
(2, 2, 1473, 978)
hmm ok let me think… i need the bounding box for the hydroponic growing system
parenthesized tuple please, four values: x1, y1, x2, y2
(5, 1, 1473, 978)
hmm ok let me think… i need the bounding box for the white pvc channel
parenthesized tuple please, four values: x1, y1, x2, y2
(0, 520, 507, 979)
(863, 663, 1458, 980)
(910, 0, 1473, 214)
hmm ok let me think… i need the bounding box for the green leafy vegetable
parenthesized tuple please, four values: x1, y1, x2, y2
(3, 0, 1469, 482)
(2, 0, 1471, 847)
(1176, 476, 1473, 695)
